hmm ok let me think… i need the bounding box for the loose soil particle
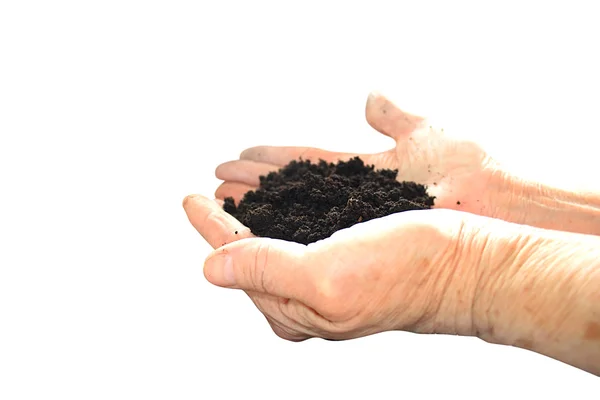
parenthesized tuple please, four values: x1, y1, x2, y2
(223, 157, 435, 245)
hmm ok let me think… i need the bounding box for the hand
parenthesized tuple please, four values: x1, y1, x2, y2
(183, 195, 478, 341)
(215, 92, 499, 213)
(184, 195, 600, 374)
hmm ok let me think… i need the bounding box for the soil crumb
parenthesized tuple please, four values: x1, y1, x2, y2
(223, 157, 435, 244)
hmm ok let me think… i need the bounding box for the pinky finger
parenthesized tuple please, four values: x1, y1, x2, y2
(265, 315, 309, 342)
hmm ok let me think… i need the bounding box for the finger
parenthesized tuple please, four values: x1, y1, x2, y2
(214, 198, 224, 207)
(246, 290, 312, 338)
(365, 91, 425, 141)
(240, 145, 372, 167)
(182, 194, 252, 248)
(246, 289, 319, 334)
(215, 182, 255, 203)
(203, 237, 317, 300)
(215, 160, 279, 186)
(265, 315, 309, 342)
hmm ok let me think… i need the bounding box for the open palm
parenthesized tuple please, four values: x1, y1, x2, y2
(215, 93, 498, 213)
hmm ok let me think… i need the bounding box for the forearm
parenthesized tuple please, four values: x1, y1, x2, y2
(485, 167, 600, 236)
(473, 219, 600, 375)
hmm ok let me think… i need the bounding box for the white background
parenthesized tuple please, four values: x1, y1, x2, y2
(1, 1, 599, 398)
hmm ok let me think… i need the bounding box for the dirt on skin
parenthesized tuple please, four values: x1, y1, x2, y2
(223, 157, 435, 245)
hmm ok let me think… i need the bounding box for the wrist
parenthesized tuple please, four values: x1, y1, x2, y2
(430, 212, 560, 338)
(390, 210, 485, 337)
(426, 211, 503, 337)
(472, 221, 600, 374)
(488, 167, 600, 235)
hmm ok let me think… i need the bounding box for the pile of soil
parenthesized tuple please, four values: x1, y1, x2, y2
(223, 157, 435, 245)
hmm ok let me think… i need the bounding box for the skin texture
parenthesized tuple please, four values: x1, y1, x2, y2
(215, 92, 600, 235)
(465, 217, 600, 376)
(184, 195, 477, 340)
(185, 92, 600, 375)
(183, 194, 600, 375)
(215, 92, 495, 213)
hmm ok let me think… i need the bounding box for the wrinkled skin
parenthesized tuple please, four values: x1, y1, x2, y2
(214, 92, 498, 213)
(184, 194, 477, 341)
(183, 92, 500, 341)
(184, 93, 600, 376)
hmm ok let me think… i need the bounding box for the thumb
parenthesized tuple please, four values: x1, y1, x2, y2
(203, 238, 317, 299)
(365, 91, 425, 141)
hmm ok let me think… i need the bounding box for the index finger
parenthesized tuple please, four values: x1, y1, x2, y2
(182, 194, 253, 248)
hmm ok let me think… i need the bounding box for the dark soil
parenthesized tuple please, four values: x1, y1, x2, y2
(223, 157, 435, 245)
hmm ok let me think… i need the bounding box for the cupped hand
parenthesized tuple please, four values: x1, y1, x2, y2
(183, 194, 477, 341)
(215, 92, 499, 213)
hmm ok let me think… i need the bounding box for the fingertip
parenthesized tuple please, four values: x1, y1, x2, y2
(214, 181, 231, 200)
(365, 92, 423, 140)
(239, 146, 262, 160)
(214, 183, 224, 200)
(365, 93, 388, 132)
(183, 193, 212, 208)
(183, 194, 200, 208)
(215, 160, 242, 179)
(239, 147, 252, 159)
(204, 252, 236, 287)
(367, 90, 384, 104)
(215, 181, 256, 204)
(214, 162, 225, 179)
(365, 91, 390, 117)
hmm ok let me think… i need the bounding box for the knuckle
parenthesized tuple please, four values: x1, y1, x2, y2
(204, 208, 222, 227)
(315, 270, 352, 320)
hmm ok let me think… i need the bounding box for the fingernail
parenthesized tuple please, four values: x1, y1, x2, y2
(204, 254, 236, 287)
(182, 194, 194, 207)
(368, 91, 382, 102)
